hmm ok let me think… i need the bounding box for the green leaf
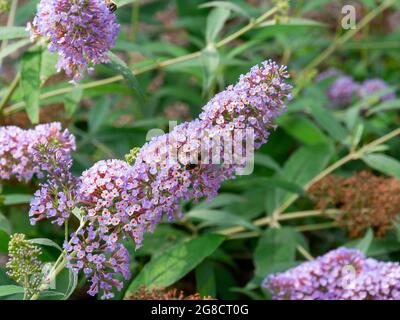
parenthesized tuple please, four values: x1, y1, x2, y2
(20, 48, 42, 124)
(114, 0, 137, 6)
(258, 17, 327, 29)
(395, 224, 400, 242)
(40, 50, 58, 84)
(38, 291, 66, 300)
(266, 143, 334, 213)
(346, 228, 373, 254)
(29, 238, 62, 251)
(71, 207, 83, 222)
(0, 285, 24, 297)
(195, 260, 216, 297)
(106, 51, 144, 100)
(3, 194, 32, 205)
(0, 230, 10, 252)
(201, 46, 220, 91)
(0, 39, 30, 61)
(63, 269, 78, 300)
(63, 86, 83, 117)
(135, 225, 188, 258)
(0, 27, 29, 40)
(125, 234, 225, 294)
(187, 209, 258, 231)
(254, 228, 304, 278)
(307, 103, 348, 141)
(194, 193, 245, 210)
(263, 178, 307, 196)
(283, 143, 333, 185)
(205, 7, 231, 43)
(362, 154, 400, 179)
(200, 1, 250, 18)
(366, 99, 400, 116)
(254, 153, 281, 172)
(279, 114, 329, 146)
(0, 213, 11, 234)
(88, 97, 111, 133)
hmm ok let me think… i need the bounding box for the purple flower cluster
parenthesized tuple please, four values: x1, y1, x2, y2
(0, 122, 75, 182)
(28, 0, 120, 82)
(263, 248, 400, 300)
(359, 79, 396, 102)
(199, 60, 292, 148)
(64, 60, 292, 298)
(327, 75, 360, 108)
(317, 69, 396, 108)
(29, 143, 79, 226)
(65, 226, 130, 299)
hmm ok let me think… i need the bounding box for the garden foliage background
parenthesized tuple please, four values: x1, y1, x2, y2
(0, 0, 400, 300)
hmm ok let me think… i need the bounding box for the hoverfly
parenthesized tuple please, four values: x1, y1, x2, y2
(105, 0, 117, 13)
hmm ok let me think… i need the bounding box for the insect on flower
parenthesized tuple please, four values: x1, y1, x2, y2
(105, 0, 117, 13)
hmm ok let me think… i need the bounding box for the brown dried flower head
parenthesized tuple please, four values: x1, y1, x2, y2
(310, 171, 400, 238)
(125, 286, 214, 300)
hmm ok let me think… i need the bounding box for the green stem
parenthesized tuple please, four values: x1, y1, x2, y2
(226, 220, 339, 240)
(296, 245, 313, 261)
(30, 220, 86, 300)
(0, 0, 18, 67)
(219, 209, 341, 236)
(0, 73, 20, 112)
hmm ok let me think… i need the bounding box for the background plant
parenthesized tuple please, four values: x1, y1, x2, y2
(0, 0, 400, 300)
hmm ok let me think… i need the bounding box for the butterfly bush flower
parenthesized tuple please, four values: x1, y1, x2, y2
(327, 75, 360, 108)
(0, 122, 75, 182)
(263, 248, 400, 300)
(28, 0, 120, 81)
(318, 69, 396, 108)
(65, 226, 130, 299)
(358, 79, 396, 103)
(29, 143, 79, 226)
(65, 60, 292, 298)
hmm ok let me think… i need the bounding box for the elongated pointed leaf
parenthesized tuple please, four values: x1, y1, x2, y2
(201, 46, 220, 91)
(187, 209, 258, 231)
(196, 260, 216, 297)
(254, 228, 305, 277)
(0, 39, 30, 60)
(106, 51, 144, 100)
(29, 238, 62, 251)
(3, 194, 32, 205)
(200, 1, 250, 18)
(265, 143, 334, 213)
(0, 27, 29, 40)
(206, 7, 231, 43)
(308, 103, 348, 141)
(63, 86, 83, 117)
(363, 153, 400, 179)
(346, 229, 373, 254)
(20, 48, 42, 124)
(0, 213, 11, 234)
(0, 285, 24, 297)
(125, 234, 225, 294)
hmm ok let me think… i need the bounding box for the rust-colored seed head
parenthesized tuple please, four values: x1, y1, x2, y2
(309, 171, 400, 238)
(124, 286, 214, 300)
